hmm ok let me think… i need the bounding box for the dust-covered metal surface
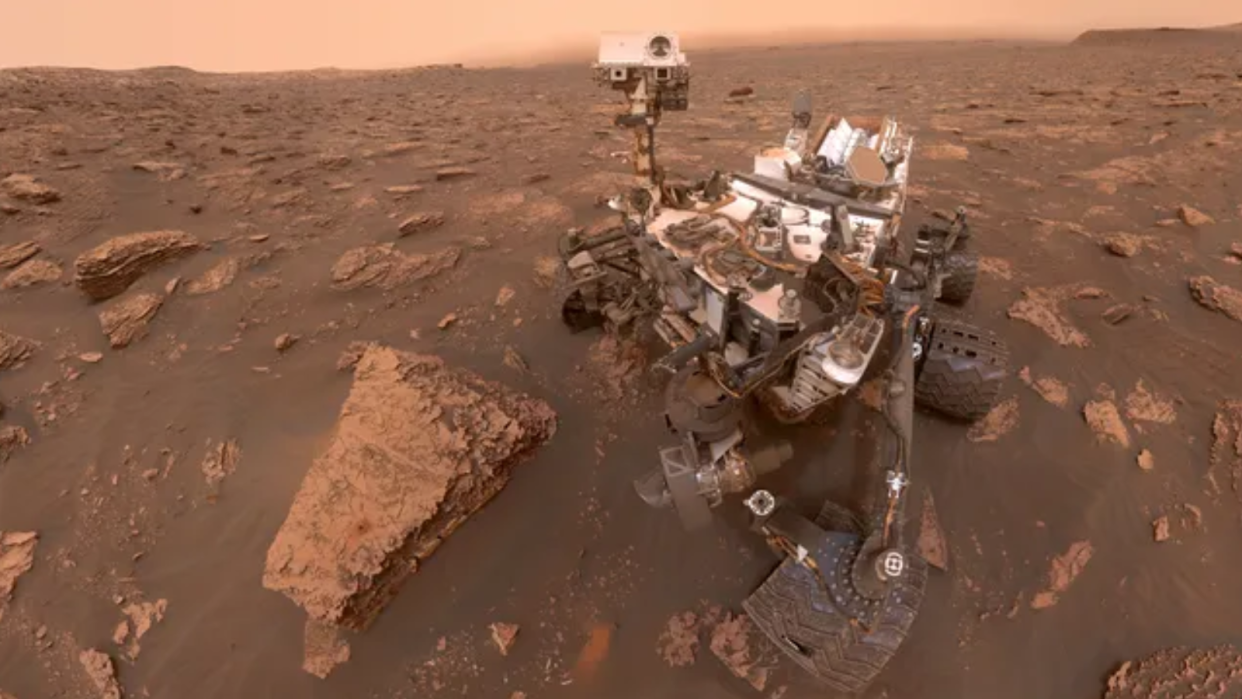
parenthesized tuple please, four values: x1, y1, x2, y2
(564, 36, 1006, 529)
(551, 31, 1013, 694)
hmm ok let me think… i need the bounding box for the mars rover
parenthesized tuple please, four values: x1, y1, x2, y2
(555, 32, 1010, 691)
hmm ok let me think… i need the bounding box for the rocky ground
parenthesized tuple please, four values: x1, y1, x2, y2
(3, 33, 1242, 699)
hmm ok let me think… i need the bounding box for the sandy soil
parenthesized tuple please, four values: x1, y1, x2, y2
(4, 32, 1242, 699)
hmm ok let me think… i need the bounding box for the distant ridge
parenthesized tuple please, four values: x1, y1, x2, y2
(1073, 24, 1242, 47)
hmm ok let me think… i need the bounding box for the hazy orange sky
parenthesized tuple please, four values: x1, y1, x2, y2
(1, 0, 1238, 72)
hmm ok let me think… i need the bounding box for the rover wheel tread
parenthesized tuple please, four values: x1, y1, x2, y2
(938, 249, 978, 304)
(742, 550, 928, 693)
(915, 319, 1009, 421)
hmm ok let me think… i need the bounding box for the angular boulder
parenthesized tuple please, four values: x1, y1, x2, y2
(77, 649, 122, 699)
(184, 257, 241, 295)
(1103, 233, 1142, 258)
(0, 174, 60, 204)
(1177, 205, 1214, 227)
(262, 345, 556, 629)
(2, 259, 63, 289)
(329, 244, 459, 291)
(1, 531, 37, 616)
(397, 211, 446, 237)
(0, 242, 40, 269)
(74, 230, 203, 301)
(0, 330, 36, 371)
(98, 292, 164, 348)
(1189, 276, 1242, 322)
(0, 426, 31, 464)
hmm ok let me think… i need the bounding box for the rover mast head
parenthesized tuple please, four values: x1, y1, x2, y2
(593, 31, 690, 111)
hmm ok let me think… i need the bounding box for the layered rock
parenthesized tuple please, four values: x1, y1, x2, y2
(74, 231, 202, 301)
(263, 345, 556, 629)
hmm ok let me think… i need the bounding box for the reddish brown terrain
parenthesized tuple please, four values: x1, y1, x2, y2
(3, 32, 1242, 699)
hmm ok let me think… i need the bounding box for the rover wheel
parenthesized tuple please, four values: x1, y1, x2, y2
(914, 318, 1008, 421)
(938, 249, 979, 304)
(560, 290, 605, 333)
(743, 535, 927, 693)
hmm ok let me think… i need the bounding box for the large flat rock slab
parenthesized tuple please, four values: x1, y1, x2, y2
(262, 345, 556, 630)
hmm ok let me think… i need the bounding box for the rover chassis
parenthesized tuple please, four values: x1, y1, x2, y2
(555, 31, 1012, 693)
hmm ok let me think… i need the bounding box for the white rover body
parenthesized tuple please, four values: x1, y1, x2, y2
(640, 114, 915, 421)
(567, 34, 930, 425)
(562, 31, 992, 506)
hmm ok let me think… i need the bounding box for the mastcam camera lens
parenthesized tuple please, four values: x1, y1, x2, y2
(648, 35, 672, 59)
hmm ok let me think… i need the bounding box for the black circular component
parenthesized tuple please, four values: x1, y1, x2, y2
(648, 35, 673, 58)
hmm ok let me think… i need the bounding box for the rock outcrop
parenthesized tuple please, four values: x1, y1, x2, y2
(263, 345, 556, 629)
(1189, 276, 1242, 322)
(98, 293, 164, 348)
(74, 231, 203, 301)
(330, 245, 459, 291)
(0, 331, 36, 371)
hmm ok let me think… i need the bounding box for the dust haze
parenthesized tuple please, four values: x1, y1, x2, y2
(1, 0, 1239, 71)
(5, 0, 1242, 691)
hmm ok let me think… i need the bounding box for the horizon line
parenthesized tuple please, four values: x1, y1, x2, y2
(1, 20, 1238, 74)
